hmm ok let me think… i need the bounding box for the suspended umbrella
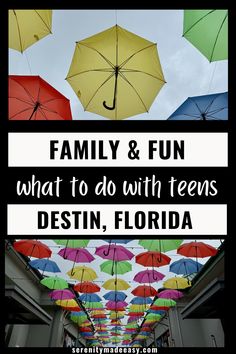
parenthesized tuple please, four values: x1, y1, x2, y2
(74, 282, 100, 293)
(168, 92, 228, 120)
(66, 25, 165, 120)
(13, 240, 52, 259)
(132, 285, 158, 297)
(177, 241, 218, 258)
(58, 247, 95, 275)
(145, 313, 162, 321)
(29, 258, 60, 274)
(9, 10, 52, 53)
(163, 277, 191, 290)
(79, 293, 102, 302)
(100, 260, 132, 275)
(139, 239, 183, 252)
(106, 301, 128, 309)
(67, 266, 97, 281)
(62, 306, 82, 312)
(84, 302, 103, 309)
(129, 304, 149, 311)
(154, 298, 176, 307)
(149, 305, 169, 311)
(170, 258, 203, 275)
(40, 276, 68, 290)
(103, 291, 127, 302)
(130, 297, 152, 305)
(134, 269, 165, 283)
(136, 251, 171, 269)
(183, 10, 228, 62)
(48, 289, 75, 300)
(147, 309, 166, 316)
(158, 289, 183, 300)
(55, 299, 79, 307)
(9, 76, 72, 120)
(102, 278, 130, 290)
(95, 244, 134, 260)
(128, 312, 144, 317)
(54, 240, 89, 248)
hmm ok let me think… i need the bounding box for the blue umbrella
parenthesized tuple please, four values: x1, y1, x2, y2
(147, 310, 166, 315)
(79, 293, 102, 302)
(71, 311, 87, 316)
(130, 297, 152, 305)
(168, 92, 228, 120)
(103, 291, 127, 302)
(29, 259, 61, 273)
(170, 258, 203, 275)
(103, 239, 132, 244)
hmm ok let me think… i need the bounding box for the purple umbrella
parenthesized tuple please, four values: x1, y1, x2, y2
(134, 269, 165, 283)
(58, 247, 95, 275)
(106, 301, 128, 309)
(49, 289, 75, 300)
(95, 245, 134, 260)
(158, 289, 183, 299)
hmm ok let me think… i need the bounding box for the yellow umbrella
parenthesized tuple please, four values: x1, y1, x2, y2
(55, 299, 78, 307)
(129, 304, 149, 311)
(102, 278, 130, 290)
(9, 10, 52, 53)
(163, 277, 191, 290)
(66, 25, 165, 120)
(67, 265, 97, 281)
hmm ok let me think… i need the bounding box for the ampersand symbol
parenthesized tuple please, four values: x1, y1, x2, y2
(128, 140, 140, 160)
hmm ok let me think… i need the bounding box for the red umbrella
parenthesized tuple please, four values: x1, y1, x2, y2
(128, 312, 144, 317)
(74, 282, 100, 293)
(177, 241, 218, 258)
(13, 240, 52, 259)
(149, 305, 169, 311)
(79, 327, 93, 332)
(136, 251, 171, 267)
(61, 306, 82, 312)
(9, 75, 72, 120)
(132, 285, 158, 297)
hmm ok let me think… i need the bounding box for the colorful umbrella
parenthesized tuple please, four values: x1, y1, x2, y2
(100, 260, 132, 275)
(29, 258, 60, 273)
(170, 258, 203, 275)
(74, 282, 100, 293)
(79, 293, 102, 302)
(54, 240, 89, 248)
(154, 298, 176, 307)
(67, 266, 97, 281)
(130, 297, 152, 305)
(58, 247, 94, 275)
(163, 277, 191, 290)
(66, 25, 165, 120)
(106, 301, 128, 309)
(40, 276, 68, 290)
(95, 244, 134, 260)
(9, 75, 72, 120)
(158, 289, 183, 300)
(136, 251, 171, 267)
(168, 92, 228, 120)
(132, 285, 158, 297)
(13, 240, 52, 259)
(134, 269, 165, 283)
(9, 10, 52, 53)
(103, 291, 127, 302)
(139, 239, 183, 252)
(49, 289, 75, 300)
(55, 299, 79, 307)
(177, 241, 218, 258)
(102, 279, 130, 290)
(183, 10, 228, 62)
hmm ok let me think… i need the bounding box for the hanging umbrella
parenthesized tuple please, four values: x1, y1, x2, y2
(9, 75, 72, 120)
(132, 285, 158, 297)
(29, 258, 60, 273)
(95, 244, 134, 260)
(67, 266, 97, 281)
(134, 269, 165, 283)
(74, 282, 100, 293)
(106, 301, 128, 309)
(154, 298, 176, 307)
(9, 10, 52, 53)
(84, 302, 103, 309)
(158, 289, 183, 300)
(139, 239, 183, 252)
(103, 291, 127, 302)
(163, 277, 191, 290)
(170, 258, 203, 275)
(177, 241, 218, 258)
(58, 247, 94, 275)
(54, 240, 89, 248)
(102, 279, 130, 290)
(136, 251, 171, 268)
(49, 289, 75, 300)
(66, 25, 165, 120)
(62, 306, 82, 312)
(168, 92, 228, 120)
(79, 293, 102, 302)
(40, 276, 68, 290)
(100, 260, 132, 275)
(128, 312, 144, 317)
(183, 10, 228, 62)
(130, 297, 152, 305)
(13, 240, 52, 259)
(55, 299, 79, 307)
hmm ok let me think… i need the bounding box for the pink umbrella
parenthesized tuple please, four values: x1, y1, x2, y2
(158, 290, 183, 299)
(134, 269, 165, 283)
(58, 247, 95, 275)
(106, 301, 128, 309)
(95, 244, 134, 260)
(49, 289, 75, 300)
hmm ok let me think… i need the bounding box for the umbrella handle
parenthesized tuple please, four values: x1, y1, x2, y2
(103, 67, 118, 111)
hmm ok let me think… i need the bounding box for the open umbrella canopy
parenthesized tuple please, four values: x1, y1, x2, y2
(48, 289, 75, 300)
(13, 240, 52, 259)
(136, 251, 171, 267)
(102, 279, 130, 290)
(100, 260, 132, 275)
(74, 282, 100, 293)
(40, 276, 68, 290)
(55, 299, 79, 307)
(183, 10, 228, 62)
(95, 245, 134, 261)
(132, 285, 158, 297)
(66, 25, 165, 120)
(163, 277, 191, 290)
(79, 293, 102, 302)
(9, 10, 52, 53)
(130, 297, 152, 305)
(106, 301, 128, 309)
(9, 75, 72, 120)
(54, 240, 90, 248)
(67, 266, 97, 281)
(168, 92, 228, 120)
(170, 258, 203, 275)
(29, 259, 60, 273)
(139, 240, 183, 252)
(103, 291, 127, 302)
(154, 298, 176, 307)
(177, 241, 218, 258)
(58, 247, 95, 263)
(158, 289, 183, 300)
(134, 269, 165, 283)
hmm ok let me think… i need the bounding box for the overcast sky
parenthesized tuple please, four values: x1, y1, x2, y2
(9, 10, 228, 120)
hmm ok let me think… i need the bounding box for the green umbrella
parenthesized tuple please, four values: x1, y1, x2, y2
(40, 276, 68, 289)
(154, 298, 176, 307)
(139, 240, 183, 253)
(145, 313, 162, 320)
(100, 260, 132, 275)
(183, 10, 228, 62)
(54, 239, 90, 248)
(84, 302, 103, 309)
